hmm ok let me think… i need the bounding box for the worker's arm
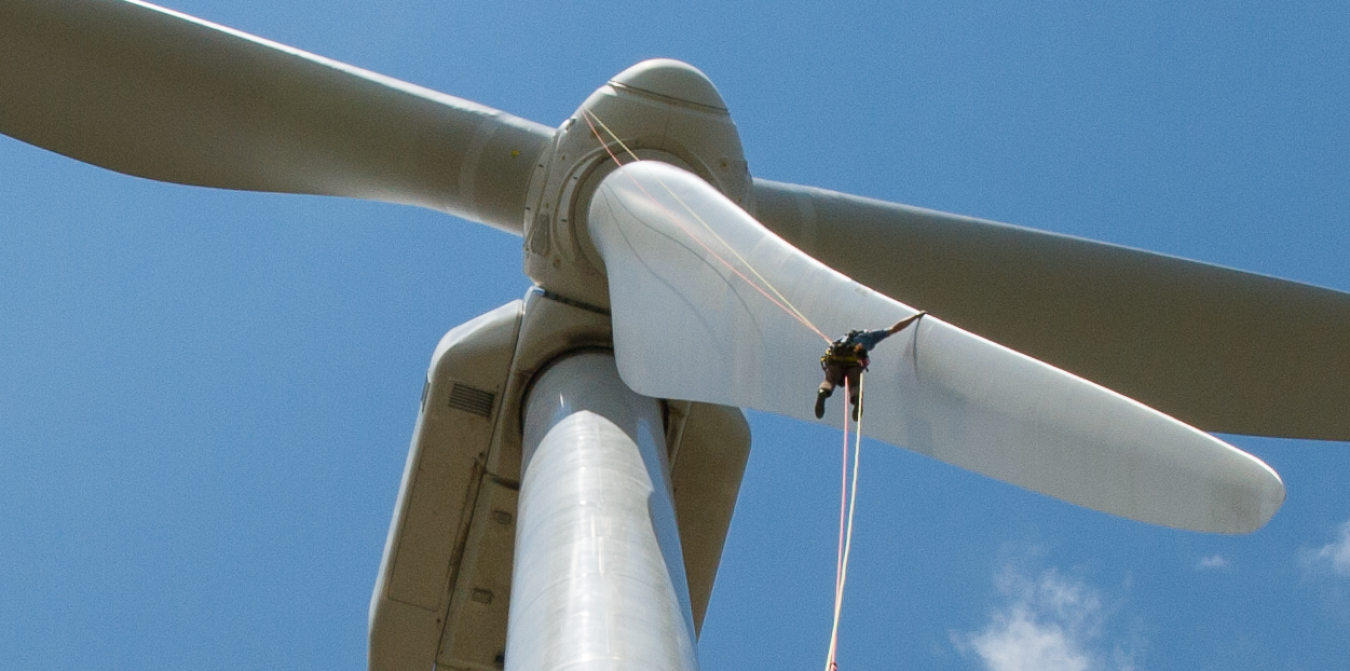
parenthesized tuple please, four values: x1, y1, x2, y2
(886, 311, 927, 335)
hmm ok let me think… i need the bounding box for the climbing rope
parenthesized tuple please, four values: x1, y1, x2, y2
(825, 373, 864, 671)
(580, 107, 867, 670)
(580, 109, 830, 343)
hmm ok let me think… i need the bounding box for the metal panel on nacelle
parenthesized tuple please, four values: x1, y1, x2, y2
(370, 289, 752, 671)
(369, 301, 523, 671)
(437, 479, 518, 669)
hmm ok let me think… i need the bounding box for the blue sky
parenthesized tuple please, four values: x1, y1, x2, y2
(2, 1, 1349, 669)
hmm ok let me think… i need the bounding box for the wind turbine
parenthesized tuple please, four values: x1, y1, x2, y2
(3, 2, 1348, 670)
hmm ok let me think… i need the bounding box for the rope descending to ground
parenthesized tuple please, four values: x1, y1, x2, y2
(825, 373, 864, 671)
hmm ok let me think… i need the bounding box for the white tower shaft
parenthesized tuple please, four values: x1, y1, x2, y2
(507, 351, 700, 671)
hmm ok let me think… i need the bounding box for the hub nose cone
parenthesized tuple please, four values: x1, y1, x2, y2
(609, 59, 728, 111)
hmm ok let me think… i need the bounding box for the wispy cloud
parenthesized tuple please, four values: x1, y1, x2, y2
(1304, 520, 1350, 577)
(953, 567, 1139, 671)
(1196, 554, 1229, 571)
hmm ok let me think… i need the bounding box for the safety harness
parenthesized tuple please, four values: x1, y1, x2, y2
(821, 334, 870, 371)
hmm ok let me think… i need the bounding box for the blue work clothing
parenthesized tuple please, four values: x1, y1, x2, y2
(844, 329, 892, 351)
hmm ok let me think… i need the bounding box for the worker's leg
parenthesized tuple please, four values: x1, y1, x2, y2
(816, 364, 844, 418)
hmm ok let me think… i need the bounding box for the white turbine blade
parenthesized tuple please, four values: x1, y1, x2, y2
(753, 179, 1350, 440)
(588, 161, 1285, 534)
(0, 0, 553, 233)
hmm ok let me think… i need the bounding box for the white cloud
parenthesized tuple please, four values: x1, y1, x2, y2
(1305, 520, 1350, 577)
(961, 606, 1090, 671)
(1196, 554, 1229, 571)
(953, 568, 1138, 671)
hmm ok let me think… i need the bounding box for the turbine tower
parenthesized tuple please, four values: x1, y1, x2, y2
(4, 2, 1349, 671)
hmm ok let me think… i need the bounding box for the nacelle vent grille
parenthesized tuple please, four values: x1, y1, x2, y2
(447, 383, 496, 418)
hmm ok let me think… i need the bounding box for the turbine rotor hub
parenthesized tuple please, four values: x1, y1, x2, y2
(521, 59, 750, 307)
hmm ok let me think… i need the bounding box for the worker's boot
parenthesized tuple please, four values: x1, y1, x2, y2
(851, 396, 861, 422)
(814, 388, 830, 419)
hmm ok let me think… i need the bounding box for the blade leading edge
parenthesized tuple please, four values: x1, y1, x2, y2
(590, 161, 1285, 534)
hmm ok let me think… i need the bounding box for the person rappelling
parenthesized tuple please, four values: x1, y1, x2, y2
(815, 311, 927, 421)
